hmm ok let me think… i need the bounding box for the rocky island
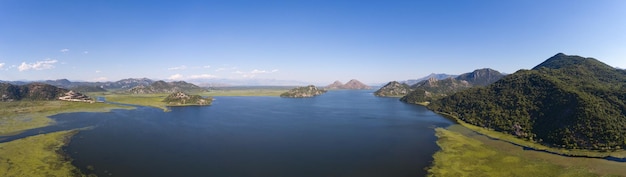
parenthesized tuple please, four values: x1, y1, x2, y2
(280, 85, 327, 98)
(162, 92, 212, 106)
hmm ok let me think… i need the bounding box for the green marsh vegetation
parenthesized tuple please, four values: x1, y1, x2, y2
(429, 126, 626, 177)
(0, 100, 131, 176)
(0, 130, 87, 177)
(0, 101, 132, 135)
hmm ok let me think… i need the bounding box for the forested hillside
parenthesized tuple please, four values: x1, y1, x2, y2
(429, 53, 626, 150)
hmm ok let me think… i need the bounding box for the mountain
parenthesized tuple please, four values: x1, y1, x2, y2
(403, 73, 457, 85)
(280, 85, 327, 98)
(400, 68, 505, 103)
(373, 81, 411, 97)
(1, 83, 72, 101)
(162, 92, 212, 106)
(400, 78, 472, 104)
(127, 80, 205, 94)
(69, 85, 107, 93)
(428, 53, 626, 150)
(455, 68, 505, 86)
(326, 81, 344, 89)
(102, 78, 154, 89)
(325, 79, 372, 89)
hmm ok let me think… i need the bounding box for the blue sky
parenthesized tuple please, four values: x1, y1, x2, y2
(1, 0, 625, 85)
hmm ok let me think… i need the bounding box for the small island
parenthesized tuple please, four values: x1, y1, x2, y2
(280, 85, 327, 98)
(162, 92, 212, 106)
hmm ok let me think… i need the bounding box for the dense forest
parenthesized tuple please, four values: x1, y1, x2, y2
(429, 53, 626, 150)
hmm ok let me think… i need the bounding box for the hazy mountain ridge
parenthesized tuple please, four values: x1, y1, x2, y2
(428, 53, 626, 150)
(127, 80, 205, 94)
(403, 73, 457, 85)
(325, 79, 371, 89)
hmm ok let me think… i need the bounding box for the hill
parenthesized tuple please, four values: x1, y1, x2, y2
(102, 78, 154, 89)
(0, 83, 91, 101)
(280, 85, 327, 98)
(399, 68, 505, 102)
(162, 92, 212, 106)
(326, 81, 344, 89)
(373, 81, 411, 97)
(428, 53, 626, 150)
(325, 79, 371, 89)
(127, 80, 205, 94)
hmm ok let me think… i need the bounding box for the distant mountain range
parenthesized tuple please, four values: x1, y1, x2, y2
(401, 68, 505, 103)
(127, 80, 205, 94)
(0, 78, 155, 91)
(374, 68, 505, 99)
(402, 73, 457, 85)
(0, 83, 82, 101)
(429, 53, 626, 150)
(325, 79, 372, 89)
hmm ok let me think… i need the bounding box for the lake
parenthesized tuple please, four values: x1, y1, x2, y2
(57, 90, 453, 177)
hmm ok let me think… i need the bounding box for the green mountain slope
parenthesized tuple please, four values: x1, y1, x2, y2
(429, 53, 626, 150)
(399, 68, 505, 103)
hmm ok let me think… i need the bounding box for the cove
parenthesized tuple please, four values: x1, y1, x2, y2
(58, 90, 453, 177)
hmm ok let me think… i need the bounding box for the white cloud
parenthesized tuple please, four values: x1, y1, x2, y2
(18, 59, 58, 71)
(0, 63, 5, 69)
(216, 67, 237, 72)
(84, 51, 89, 54)
(203, 65, 211, 69)
(168, 74, 184, 80)
(251, 69, 279, 74)
(95, 70, 101, 73)
(60, 48, 69, 53)
(189, 74, 217, 79)
(167, 65, 187, 70)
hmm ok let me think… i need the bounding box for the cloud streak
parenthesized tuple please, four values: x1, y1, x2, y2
(235, 69, 279, 78)
(18, 59, 58, 71)
(168, 65, 187, 70)
(189, 74, 217, 79)
(60, 48, 69, 53)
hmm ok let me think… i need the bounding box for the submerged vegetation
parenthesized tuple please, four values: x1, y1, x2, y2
(428, 127, 624, 177)
(0, 130, 86, 177)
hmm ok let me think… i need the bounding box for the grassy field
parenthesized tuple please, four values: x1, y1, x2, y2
(0, 101, 132, 135)
(0, 130, 89, 177)
(428, 127, 624, 177)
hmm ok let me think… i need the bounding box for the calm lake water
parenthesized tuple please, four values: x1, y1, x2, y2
(57, 90, 453, 177)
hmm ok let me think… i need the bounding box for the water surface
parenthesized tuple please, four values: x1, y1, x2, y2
(62, 90, 453, 177)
